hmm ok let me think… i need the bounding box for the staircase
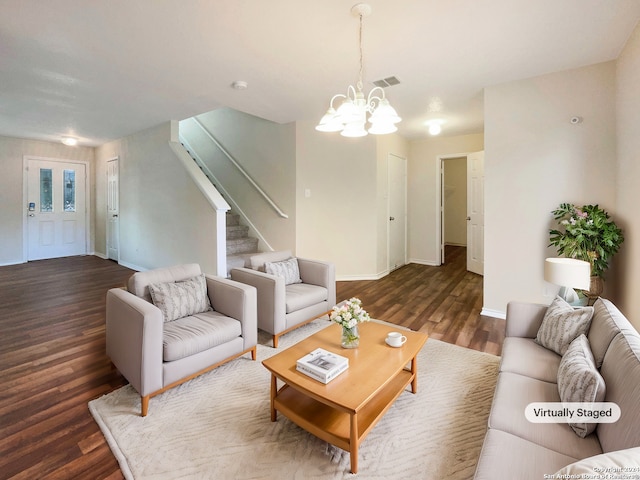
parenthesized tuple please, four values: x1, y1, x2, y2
(226, 211, 259, 275)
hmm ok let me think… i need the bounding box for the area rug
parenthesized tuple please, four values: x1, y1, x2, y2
(89, 319, 500, 479)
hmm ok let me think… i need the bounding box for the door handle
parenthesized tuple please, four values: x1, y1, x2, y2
(466, 217, 471, 221)
(389, 216, 395, 221)
(112, 214, 119, 218)
(28, 213, 35, 217)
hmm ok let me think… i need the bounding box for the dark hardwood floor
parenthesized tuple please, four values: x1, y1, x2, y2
(0, 247, 504, 479)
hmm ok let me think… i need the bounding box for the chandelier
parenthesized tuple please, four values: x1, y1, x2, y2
(315, 3, 401, 137)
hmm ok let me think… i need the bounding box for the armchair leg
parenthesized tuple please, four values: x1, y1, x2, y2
(141, 395, 149, 417)
(273, 335, 279, 348)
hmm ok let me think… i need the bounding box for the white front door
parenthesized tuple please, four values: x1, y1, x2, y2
(106, 158, 120, 261)
(388, 154, 407, 272)
(27, 159, 87, 260)
(466, 151, 484, 275)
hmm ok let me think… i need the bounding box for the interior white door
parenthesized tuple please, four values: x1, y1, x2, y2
(27, 159, 87, 260)
(106, 158, 120, 261)
(388, 154, 407, 272)
(466, 151, 484, 275)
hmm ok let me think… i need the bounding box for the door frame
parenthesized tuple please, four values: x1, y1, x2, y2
(22, 155, 91, 262)
(387, 153, 408, 273)
(436, 152, 475, 266)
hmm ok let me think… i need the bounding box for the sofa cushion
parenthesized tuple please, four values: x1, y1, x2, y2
(284, 284, 328, 314)
(162, 310, 242, 362)
(535, 296, 594, 355)
(588, 298, 636, 368)
(500, 337, 561, 383)
(557, 334, 606, 437)
(554, 447, 640, 476)
(488, 372, 603, 459)
(473, 429, 579, 480)
(265, 257, 302, 285)
(149, 274, 212, 322)
(598, 332, 640, 453)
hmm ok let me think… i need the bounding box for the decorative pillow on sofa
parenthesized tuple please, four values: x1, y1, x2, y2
(265, 257, 302, 285)
(148, 274, 212, 322)
(557, 334, 606, 437)
(554, 447, 640, 475)
(535, 296, 594, 355)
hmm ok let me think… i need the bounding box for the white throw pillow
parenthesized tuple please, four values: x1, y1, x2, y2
(554, 447, 640, 475)
(535, 296, 594, 355)
(557, 334, 606, 437)
(148, 274, 212, 322)
(265, 257, 302, 285)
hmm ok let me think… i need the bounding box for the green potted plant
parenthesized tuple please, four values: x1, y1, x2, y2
(549, 203, 624, 297)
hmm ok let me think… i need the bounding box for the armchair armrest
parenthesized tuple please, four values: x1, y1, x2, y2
(230, 267, 286, 334)
(297, 258, 336, 306)
(505, 301, 549, 338)
(205, 275, 257, 349)
(106, 288, 163, 396)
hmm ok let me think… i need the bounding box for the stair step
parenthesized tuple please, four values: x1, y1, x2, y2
(226, 237, 259, 255)
(226, 212, 240, 226)
(226, 224, 249, 240)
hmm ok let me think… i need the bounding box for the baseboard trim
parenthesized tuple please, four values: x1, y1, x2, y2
(118, 260, 146, 273)
(408, 258, 440, 267)
(0, 260, 25, 267)
(93, 252, 108, 260)
(481, 308, 506, 320)
(337, 272, 388, 281)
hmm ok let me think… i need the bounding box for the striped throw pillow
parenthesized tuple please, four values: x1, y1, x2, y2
(535, 296, 594, 355)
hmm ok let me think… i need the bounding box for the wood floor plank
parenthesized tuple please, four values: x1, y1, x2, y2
(0, 248, 504, 478)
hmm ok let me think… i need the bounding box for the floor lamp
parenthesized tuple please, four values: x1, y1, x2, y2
(544, 258, 591, 305)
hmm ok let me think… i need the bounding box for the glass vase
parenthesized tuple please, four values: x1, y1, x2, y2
(341, 325, 360, 349)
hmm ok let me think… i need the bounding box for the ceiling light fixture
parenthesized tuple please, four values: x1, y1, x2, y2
(315, 3, 401, 137)
(61, 136, 78, 146)
(426, 119, 444, 136)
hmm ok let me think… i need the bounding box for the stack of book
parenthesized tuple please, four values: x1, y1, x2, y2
(296, 348, 349, 384)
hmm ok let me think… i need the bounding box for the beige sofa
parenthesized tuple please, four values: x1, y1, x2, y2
(474, 298, 640, 478)
(106, 264, 257, 416)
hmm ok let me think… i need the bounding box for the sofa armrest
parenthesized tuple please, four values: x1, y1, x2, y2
(297, 258, 337, 306)
(505, 301, 549, 338)
(106, 288, 164, 396)
(230, 268, 286, 334)
(205, 275, 257, 349)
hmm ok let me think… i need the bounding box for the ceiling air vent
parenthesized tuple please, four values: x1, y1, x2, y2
(372, 76, 400, 88)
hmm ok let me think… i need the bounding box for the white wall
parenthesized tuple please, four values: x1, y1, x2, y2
(183, 108, 296, 252)
(296, 121, 409, 280)
(484, 61, 617, 317)
(615, 22, 640, 330)
(408, 134, 484, 265)
(295, 120, 377, 279)
(95, 122, 219, 272)
(0, 136, 95, 265)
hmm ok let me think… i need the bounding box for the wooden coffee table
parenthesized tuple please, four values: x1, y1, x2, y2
(262, 321, 428, 473)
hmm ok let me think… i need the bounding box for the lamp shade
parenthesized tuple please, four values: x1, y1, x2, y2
(544, 258, 591, 290)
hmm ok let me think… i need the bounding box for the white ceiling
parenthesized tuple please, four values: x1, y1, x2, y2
(1, 0, 639, 146)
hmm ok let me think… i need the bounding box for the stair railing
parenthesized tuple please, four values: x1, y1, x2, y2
(192, 117, 289, 219)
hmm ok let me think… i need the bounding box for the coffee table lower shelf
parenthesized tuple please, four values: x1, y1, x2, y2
(271, 368, 414, 473)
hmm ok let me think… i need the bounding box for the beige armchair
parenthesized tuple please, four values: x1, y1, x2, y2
(230, 251, 336, 347)
(106, 263, 257, 416)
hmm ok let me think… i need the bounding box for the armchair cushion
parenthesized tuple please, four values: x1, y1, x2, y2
(148, 274, 212, 322)
(285, 284, 328, 314)
(265, 257, 302, 285)
(163, 311, 242, 361)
